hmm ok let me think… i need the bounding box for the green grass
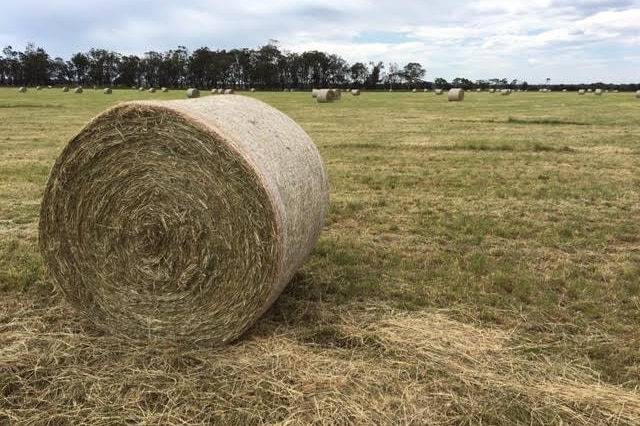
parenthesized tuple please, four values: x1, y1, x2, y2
(1, 87, 639, 424)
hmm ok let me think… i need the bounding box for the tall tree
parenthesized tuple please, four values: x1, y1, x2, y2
(20, 43, 50, 86)
(401, 62, 426, 88)
(366, 61, 384, 89)
(69, 52, 90, 85)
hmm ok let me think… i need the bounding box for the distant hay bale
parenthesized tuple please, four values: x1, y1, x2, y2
(578, 89, 586, 95)
(587, 89, 593, 92)
(217, 88, 225, 94)
(489, 88, 496, 93)
(186, 88, 200, 98)
(39, 95, 329, 345)
(311, 89, 318, 98)
(613, 90, 619, 93)
(139, 87, 145, 92)
(447, 88, 464, 101)
(161, 87, 168, 93)
(283, 88, 289, 92)
(315, 89, 335, 103)
(435, 89, 443, 95)
(636, 90, 640, 98)
(103, 88, 112, 94)
(423, 88, 429, 92)
(250, 88, 256, 92)
(476, 88, 481, 92)
(594, 89, 603, 95)
(412, 89, 417, 93)
(224, 89, 234, 94)
(47, 85, 53, 89)
(351, 89, 360, 96)
(18, 86, 27, 93)
(62, 87, 69, 92)
(500, 89, 511, 96)
(148, 88, 156, 93)
(562, 89, 567, 92)
(211, 89, 218, 95)
(36, 86, 42, 91)
(74, 87, 83, 94)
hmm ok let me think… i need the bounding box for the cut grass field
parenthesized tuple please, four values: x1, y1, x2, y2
(1, 87, 639, 424)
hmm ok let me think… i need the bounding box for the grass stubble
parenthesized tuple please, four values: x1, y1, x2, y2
(1, 88, 639, 424)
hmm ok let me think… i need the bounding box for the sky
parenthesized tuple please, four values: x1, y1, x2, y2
(1, 0, 639, 84)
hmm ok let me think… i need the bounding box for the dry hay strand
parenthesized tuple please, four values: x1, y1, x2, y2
(2, 299, 639, 425)
(315, 89, 335, 103)
(38, 95, 329, 345)
(103, 88, 112, 95)
(74, 87, 83, 94)
(223, 89, 234, 94)
(18, 86, 27, 93)
(186, 88, 199, 98)
(447, 88, 464, 101)
(435, 89, 443, 95)
(350, 89, 360, 96)
(578, 89, 586, 95)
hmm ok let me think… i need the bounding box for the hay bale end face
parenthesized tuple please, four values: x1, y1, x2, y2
(447, 88, 464, 101)
(315, 89, 334, 103)
(103, 88, 112, 94)
(186, 88, 200, 98)
(39, 95, 329, 345)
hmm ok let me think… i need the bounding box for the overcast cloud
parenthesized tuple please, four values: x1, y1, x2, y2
(2, 0, 639, 83)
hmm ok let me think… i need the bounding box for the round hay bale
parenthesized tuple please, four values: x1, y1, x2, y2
(587, 88, 593, 92)
(476, 88, 481, 92)
(283, 88, 289, 92)
(139, 87, 145, 92)
(578, 89, 586, 95)
(161, 87, 168, 92)
(148, 87, 156, 93)
(103, 88, 112, 94)
(74, 87, 83, 94)
(594, 89, 603, 95)
(435, 89, 443, 95)
(250, 88, 256, 92)
(62, 87, 69, 92)
(211, 89, 218, 95)
(186, 88, 200, 98)
(562, 89, 567, 92)
(47, 85, 53, 89)
(315, 89, 334, 103)
(351, 89, 360, 96)
(423, 88, 429, 92)
(36, 86, 42, 91)
(18, 86, 27, 93)
(224, 89, 234, 94)
(636, 90, 640, 98)
(489, 88, 496, 93)
(447, 88, 464, 101)
(412, 88, 417, 93)
(39, 95, 329, 345)
(500, 89, 511, 96)
(311, 89, 318, 98)
(216, 88, 224, 94)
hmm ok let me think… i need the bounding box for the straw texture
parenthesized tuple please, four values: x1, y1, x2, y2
(39, 95, 329, 345)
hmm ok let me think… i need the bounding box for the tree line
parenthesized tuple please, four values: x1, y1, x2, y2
(1, 42, 637, 91)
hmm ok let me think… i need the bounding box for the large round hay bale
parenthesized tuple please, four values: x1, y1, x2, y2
(186, 88, 200, 98)
(250, 88, 256, 92)
(224, 89, 234, 94)
(161, 87, 168, 93)
(315, 89, 334, 103)
(594, 89, 603, 95)
(39, 95, 329, 345)
(351, 89, 360, 96)
(74, 87, 83, 94)
(435, 89, 443, 95)
(423, 88, 429, 92)
(311, 89, 318, 98)
(62, 87, 69, 92)
(216, 88, 224, 94)
(18, 86, 27, 93)
(148, 87, 156, 93)
(578, 89, 586, 95)
(447, 88, 464, 101)
(500, 89, 511, 96)
(489, 88, 496, 93)
(103, 88, 112, 94)
(412, 88, 417, 93)
(210, 89, 218, 95)
(139, 87, 145, 92)
(636, 90, 640, 98)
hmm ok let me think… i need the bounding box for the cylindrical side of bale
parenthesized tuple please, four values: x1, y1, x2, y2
(211, 89, 218, 95)
(224, 89, 234, 94)
(435, 89, 443, 95)
(351, 89, 360, 96)
(18, 86, 27, 93)
(315, 89, 334, 103)
(186, 88, 200, 98)
(216, 88, 224, 94)
(74, 87, 83, 94)
(39, 95, 329, 346)
(447, 88, 464, 101)
(103, 88, 112, 94)
(62, 87, 69, 92)
(594, 89, 603, 95)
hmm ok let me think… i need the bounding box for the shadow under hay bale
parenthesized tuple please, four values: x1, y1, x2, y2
(39, 95, 329, 346)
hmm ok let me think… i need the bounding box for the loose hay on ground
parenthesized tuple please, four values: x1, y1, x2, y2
(38, 95, 329, 345)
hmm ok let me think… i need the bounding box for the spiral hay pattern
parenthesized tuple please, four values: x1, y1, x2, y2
(39, 95, 329, 345)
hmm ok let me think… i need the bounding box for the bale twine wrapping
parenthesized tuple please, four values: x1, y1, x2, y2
(224, 89, 234, 94)
(18, 86, 27, 93)
(435, 89, 443, 95)
(351, 89, 360, 96)
(39, 95, 329, 345)
(103, 88, 112, 94)
(315, 89, 335, 103)
(186, 88, 200, 98)
(447, 88, 464, 102)
(62, 87, 69, 92)
(74, 87, 83, 94)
